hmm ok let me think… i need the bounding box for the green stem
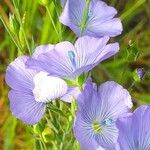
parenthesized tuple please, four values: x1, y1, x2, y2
(60, 133, 66, 150)
(80, 0, 91, 36)
(40, 133, 48, 150)
(52, 0, 62, 40)
(129, 81, 136, 92)
(0, 16, 23, 54)
(39, 140, 45, 150)
(120, 0, 145, 20)
(12, 0, 31, 55)
(46, 6, 62, 41)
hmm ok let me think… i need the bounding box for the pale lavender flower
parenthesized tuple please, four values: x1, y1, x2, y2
(26, 36, 119, 79)
(117, 105, 150, 150)
(60, 0, 122, 37)
(5, 56, 80, 124)
(74, 81, 132, 150)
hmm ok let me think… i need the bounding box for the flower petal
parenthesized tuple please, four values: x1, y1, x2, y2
(97, 81, 133, 120)
(32, 44, 54, 58)
(33, 72, 68, 103)
(74, 36, 110, 67)
(60, 0, 122, 37)
(60, 0, 86, 36)
(27, 41, 76, 77)
(117, 105, 150, 150)
(85, 1, 122, 37)
(5, 56, 36, 93)
(61, 87, 81, 103)
(74, 81, 132, 149)
(27, 37, 119, 79)
(9, 90, 46, 125)
(93, 43, 119, 64)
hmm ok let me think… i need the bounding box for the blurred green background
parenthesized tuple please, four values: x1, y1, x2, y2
(0, 0, 150, 149)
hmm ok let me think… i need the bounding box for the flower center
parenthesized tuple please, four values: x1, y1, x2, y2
(68, 51, 76, 68)
(92, 121, 102, 134)
(33, 72, 68, 103)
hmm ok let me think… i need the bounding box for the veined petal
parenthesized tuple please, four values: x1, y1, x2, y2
(27, 36, 119, 79)
(74, 81, 132, 149)
(33, 72, 68, 103)
(27, 41, 76, 77)
(97, 81, 133, 120)
(9, 90, 46, 125)
(85, 1, 122, 37)
(61, 87, 81, 103)
(86, 18, 122, 38)
(117, 105, 150, 150)
(74, 36, 110, 67)
(93, 43, 119, 65)
(60, 0, 86, 36)
(5, 56, 36, 93)
(32, 44, 54, 58)
(60, 0, 122, 37)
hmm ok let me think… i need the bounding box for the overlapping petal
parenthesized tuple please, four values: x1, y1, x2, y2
(60, 0, 86, 36)
(5, 56, 78, 125)
(9, 90, 46, 125)
(117, 105, 150, 150)
(74, 81, 132, 149)
(32, 44, 54, 59)
(61, 87, 81, 103)
(5, 56, 37, 93)
(27, 36, 119, 79)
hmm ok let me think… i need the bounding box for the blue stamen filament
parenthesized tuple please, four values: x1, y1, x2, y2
(68, 51, 76, 69)
(102, 118, 113, 126)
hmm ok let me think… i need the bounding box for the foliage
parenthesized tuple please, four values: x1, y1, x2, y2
(0, 0, 150, 149)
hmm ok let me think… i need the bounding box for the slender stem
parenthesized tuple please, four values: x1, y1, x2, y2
(0, 16, 23, 54)
(120, 0, 145, 20)
(39, 140, 45, 150)
(80, 0, 90, 36)
(45, 115, 58, 133)
(60, 133, 66, 150)
(12, 0, 31, 55)
(46, 6, 61, 41)
(129, 81, 136, 92)
(52, 0, 63, 41)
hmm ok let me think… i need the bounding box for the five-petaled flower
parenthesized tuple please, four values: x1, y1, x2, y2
(26, 36, 119, 79)
(5, 56, 80, 124)
(74, 81, 132, 150)
(60, 0, 122, 37)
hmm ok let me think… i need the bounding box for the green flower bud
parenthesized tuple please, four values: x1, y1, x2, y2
(9, 13, 19, 34)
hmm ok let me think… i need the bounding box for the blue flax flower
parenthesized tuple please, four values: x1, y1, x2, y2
(60, 0, 122, 37)
(5, 56, 80, 124)
(117, 105, 150, 150)
(74, 81, 132, 150)
(26, 36, 119, 79)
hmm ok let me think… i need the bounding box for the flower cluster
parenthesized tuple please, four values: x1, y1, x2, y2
(5, 0, 150, 149)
